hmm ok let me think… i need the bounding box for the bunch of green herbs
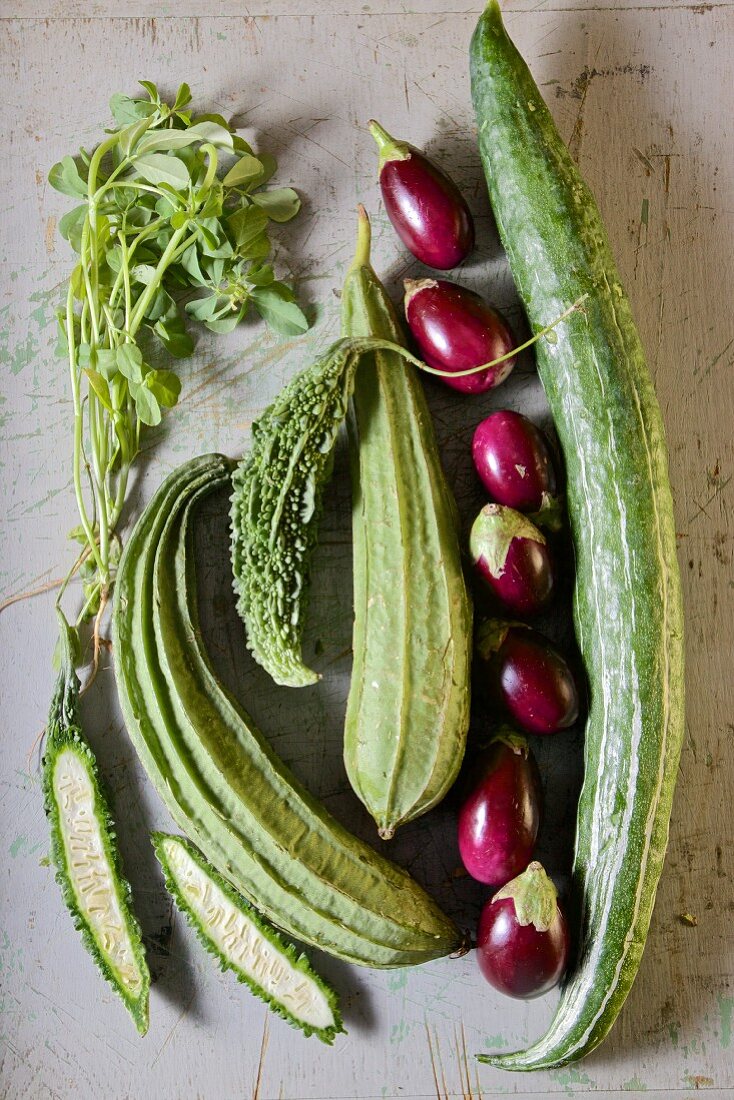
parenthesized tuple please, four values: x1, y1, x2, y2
(50, 79, 307, 652)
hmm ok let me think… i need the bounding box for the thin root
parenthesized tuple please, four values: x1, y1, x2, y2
(1, 542, 93, 616)
(252, 1012, 270, 1100)
(0, 577, 64, 615)
(28, 723, 47, 774)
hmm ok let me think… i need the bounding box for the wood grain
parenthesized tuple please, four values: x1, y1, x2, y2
(0, 3, 732, 1097)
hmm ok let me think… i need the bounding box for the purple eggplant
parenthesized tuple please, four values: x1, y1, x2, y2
(457, 733, 542, 886)
(472, 410, 562, 528)
(403, 278, 516, 395)
(469, 504, 555, 615)
(476, 862, 570, 999)
(368, 119, 474, 270)
(476, 621, 579, 736)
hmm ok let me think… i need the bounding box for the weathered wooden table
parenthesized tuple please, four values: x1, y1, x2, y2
(1, 2, 731, 1097)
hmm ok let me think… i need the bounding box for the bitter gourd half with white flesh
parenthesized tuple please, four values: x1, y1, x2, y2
(42, 610, 150, 1035)
(153, 833, 344, 1043)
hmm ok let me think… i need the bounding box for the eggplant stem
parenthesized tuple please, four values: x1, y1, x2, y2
(367, 118, 410, 168)
(406, 294, 589, 379)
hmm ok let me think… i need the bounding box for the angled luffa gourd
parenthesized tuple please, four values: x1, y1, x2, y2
(113, 454, 462, 969)
(341, 208, 472, 838)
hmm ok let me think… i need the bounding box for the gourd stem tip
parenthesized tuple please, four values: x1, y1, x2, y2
(367, 119, 393, 149)
(352, 205, 372, 268)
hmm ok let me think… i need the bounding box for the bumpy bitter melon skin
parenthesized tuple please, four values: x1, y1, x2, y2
(341, 209, 472, 838)
(153, 833, 344, 1044)
(113, 454, 462, 969)
(230, 340, 364, 688)
(471, 1, 685, 1069)
(42, 611, 150, 1035)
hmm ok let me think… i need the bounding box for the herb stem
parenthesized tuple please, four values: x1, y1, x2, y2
(119, 232, 133, 335)
(66, 284, 104, 577)
(86, 132, 122, 344)
(129, 223, 190, 332)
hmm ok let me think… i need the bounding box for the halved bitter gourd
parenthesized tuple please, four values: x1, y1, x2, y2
(153, 833, 344, 1044)
(43, 610, 150, 1034)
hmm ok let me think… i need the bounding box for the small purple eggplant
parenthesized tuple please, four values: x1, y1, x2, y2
(472, 410, 562, 528)
(369, 119, 474, 270)
(476, 621, 580, 735)
(476, 862, 570, 999)
(403, 278, 516, 395)
(469, 504, 555, 616)
(457, 733, 542, 886)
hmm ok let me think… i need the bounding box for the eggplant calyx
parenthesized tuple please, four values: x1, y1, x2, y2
(490, 727, 531, 757)
(493, 861, 558, 932)
(403, 277, 438, 309)
(475, 616, 528, 659)
(368, 119, 412, 170)
(469, 503, 546, 578)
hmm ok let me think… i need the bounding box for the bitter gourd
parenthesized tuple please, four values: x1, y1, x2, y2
(153, 833, 344, 1043)
(43, 610, 150, 1034)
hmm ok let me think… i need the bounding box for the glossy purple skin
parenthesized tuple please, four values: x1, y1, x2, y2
(404, 280, 516, 395)
(379, 150, 474, 269)
(476, 894, 570, 998)
(483, 627, 580, 736)
(472, 410, 558, 511)
(457, 740, 542, 886)
(473, 533, 555, 616)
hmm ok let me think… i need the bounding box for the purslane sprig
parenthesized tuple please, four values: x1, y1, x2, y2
(49, 79, 306, 657)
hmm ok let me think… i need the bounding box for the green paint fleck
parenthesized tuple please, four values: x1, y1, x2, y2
(8, 835, 43, 860)
(551, 1065, 593, 1094)
(719, 994, 733, 1048)
(622, 1074, 648, 1091)
(216, 31, 227, 39)
(30, 304, 49, 329)
(669, 1021, 680, 1048)
(387, 969, 408, 992)
(0, 931, 24, 980)
(482, 1033, 509, 1049)
(389, 1018, 410, 1045)
(641, 197, 649, 227)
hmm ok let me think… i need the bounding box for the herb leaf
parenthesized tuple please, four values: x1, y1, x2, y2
(145, 369, 181, 408)
(228, 205, 269, 251)
(130, 381, 161, 426)
(109, 93, 157, 127)
(49, 156, 88, 199)
(251, 282, 309, 336)
(251, 188, 301, 223)
(51, 79, 308, 617)
(117, 344, 144, 383)
(223, 154, 265, 188)
(134, 154, 190, 189)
